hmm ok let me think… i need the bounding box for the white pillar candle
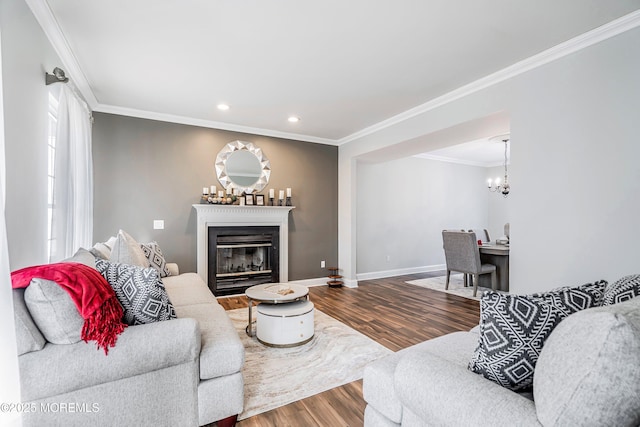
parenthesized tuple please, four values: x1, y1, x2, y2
(279, 190, 285, 200)
(286, 188, 292, 197)
(269, 189, 275, 199)
(202, 187, 208, 195)
(233, 188, 238, 196)
(226, 186, 232, 195)
(210, 185, 216, 195)
(218, 190, 224, 198)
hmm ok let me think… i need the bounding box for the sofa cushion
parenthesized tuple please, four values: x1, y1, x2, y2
(363, 331, 478, 424)
(109, 230, 149, 267)
(469, 281, 605, 391)
(13, 289, 46, 355)
(24, 278, 84, 344)
(534, 297, 640, 426)
(172, 302, 244, 380)
(603, 274, 640, 305)
(90, 236, 117, 260)
(140, 241, 171, 277)
(63, 248, 97, 268)
(163, 273, 218, 307)
(95, 259, 176, 325)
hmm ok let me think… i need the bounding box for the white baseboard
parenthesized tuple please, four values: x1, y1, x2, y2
(288, 277, 327, 288)
(356, 264, 446, 281)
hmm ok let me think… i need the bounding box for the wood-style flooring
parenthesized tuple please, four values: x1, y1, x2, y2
(215, 272, 480, 427)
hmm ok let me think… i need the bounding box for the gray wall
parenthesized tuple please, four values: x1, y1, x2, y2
(356, 156, 489, 277)
(92, 113, 338, 280)
(1, 0, 65, 270)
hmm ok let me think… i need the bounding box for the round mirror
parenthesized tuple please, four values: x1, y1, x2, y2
(215, 141, 270, 194)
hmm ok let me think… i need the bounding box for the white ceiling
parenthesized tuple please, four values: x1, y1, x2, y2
(35, 1, 640, 145)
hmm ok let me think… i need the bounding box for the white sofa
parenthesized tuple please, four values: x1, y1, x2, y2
(15, 262, 245, 426)
(363, 296, 640, 426)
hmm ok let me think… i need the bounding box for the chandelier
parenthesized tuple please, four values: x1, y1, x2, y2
(487, 135, 510, 197)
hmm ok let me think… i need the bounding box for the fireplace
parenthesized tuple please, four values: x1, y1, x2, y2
(193, 204, 294, 295)
(208, 226, 279, 296)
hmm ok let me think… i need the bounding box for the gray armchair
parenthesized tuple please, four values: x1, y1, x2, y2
(442, 230, 496, 297)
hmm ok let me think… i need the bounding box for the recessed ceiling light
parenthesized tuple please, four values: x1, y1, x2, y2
(288, 116, 300, 123)
(217, 104, 230, 111)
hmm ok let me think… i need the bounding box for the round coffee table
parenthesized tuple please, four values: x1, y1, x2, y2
(245, 283, 309, 337)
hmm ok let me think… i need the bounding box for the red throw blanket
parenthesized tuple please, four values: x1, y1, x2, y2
(11, 262, 126, 354)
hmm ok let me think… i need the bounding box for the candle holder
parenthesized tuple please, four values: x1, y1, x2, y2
(286, 196, 292, 206)
(269, 197, 274, 206)
(278, 198, 284, 206)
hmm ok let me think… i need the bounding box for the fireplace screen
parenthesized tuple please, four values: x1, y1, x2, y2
(208, 226, 279, 296)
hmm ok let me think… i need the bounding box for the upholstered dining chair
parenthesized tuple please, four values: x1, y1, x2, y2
(442, 230, 497, 297)
(468, 228, 490, 243)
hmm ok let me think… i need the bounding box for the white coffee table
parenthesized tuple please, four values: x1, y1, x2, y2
(244, 283, 309, 337)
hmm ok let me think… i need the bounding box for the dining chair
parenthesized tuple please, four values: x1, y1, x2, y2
(442, 230, 497, 297)
(468, 229, 490, 243)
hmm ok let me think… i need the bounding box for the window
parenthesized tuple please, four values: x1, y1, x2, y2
(47, 91, 58, 262)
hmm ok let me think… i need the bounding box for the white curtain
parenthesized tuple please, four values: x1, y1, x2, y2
(0, 24, 23, 426)
(51, 85, 93, 261)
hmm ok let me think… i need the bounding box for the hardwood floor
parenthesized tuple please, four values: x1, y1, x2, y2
(216, 271, 480, 427)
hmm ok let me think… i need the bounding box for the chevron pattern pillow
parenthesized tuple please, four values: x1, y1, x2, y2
(469, 281, 606, 391)
(140, 242, 171, 277)
(95, 259, 176, 325)
(603, 274, 640, 305)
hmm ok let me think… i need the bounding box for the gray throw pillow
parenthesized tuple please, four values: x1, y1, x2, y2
(140, 241, 171, 277)
(468, 281, 606, 391)
(63, 247, 97, 268)
(534, 297, 640, 426)
(13, 289, 46, 355)
(24, 279, 84, 344)
(95, 259, 176, 325)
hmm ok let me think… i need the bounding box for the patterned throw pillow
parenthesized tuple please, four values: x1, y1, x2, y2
(469, 281, 606, 391)
(95, 259, 176, 325)
(140, 242, 171, 277)
(602, 274, 640, 305)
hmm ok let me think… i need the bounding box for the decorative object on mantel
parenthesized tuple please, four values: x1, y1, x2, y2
(268, 189, 275, 206)
(487, 134, 511, 197)
(326, 267, 343, 288)
(216, 140, 270, 194)
(278, 190, 284, 206)
(285, 187, 292, 206)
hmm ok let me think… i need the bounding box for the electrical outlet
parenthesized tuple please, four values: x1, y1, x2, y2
(153, 220, 164, 230)
(321, 260, 326, 268)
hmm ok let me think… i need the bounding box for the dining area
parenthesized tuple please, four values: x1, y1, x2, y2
(442, 226, 510, 296)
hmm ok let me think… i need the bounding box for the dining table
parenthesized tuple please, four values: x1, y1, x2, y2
(478, 243, 509, 292)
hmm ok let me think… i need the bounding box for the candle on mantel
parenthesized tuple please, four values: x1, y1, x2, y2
(279, 190, 285, 200)
(226, 186, 232, 195)
(210, 185, 216, 195)
(286, 188, 292, 197)
(218, 191, 224, 198)
(232, 188, 238, 196)
(202, 187, 209, 195)
(269, 189, 275, 199)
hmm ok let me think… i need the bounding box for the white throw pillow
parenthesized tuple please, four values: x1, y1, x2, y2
(109, 230, 149, 267)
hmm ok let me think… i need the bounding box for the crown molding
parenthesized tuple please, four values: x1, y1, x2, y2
(94, 104, 338, 145)
(28, 2, 640, 147)
(337, 10, 640, 146)
(413, 153, 502, 168)
(25, 0, 98, 109)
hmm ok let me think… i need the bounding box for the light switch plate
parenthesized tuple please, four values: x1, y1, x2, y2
(153, 220, 164, 230)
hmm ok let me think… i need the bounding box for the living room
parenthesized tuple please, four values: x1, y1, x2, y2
(2, 1, 640, 426)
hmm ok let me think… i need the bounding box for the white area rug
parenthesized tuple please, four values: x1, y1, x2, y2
(226, 308, 393, 420)
(405, 274, 494, 301)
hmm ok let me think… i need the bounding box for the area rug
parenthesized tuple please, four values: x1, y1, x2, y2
(226, 308, 393, 420)
(405, 274, 495, 301)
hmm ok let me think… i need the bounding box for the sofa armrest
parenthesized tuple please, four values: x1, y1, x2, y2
(395, 351, 541, 426)
(19, 318, 201, 401)
(166, 262, 179, 276)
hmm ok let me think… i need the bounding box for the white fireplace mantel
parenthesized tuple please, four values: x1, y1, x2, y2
(192, 204, 295, 285)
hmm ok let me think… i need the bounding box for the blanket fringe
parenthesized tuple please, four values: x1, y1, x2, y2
(81, 296, 127, 355)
